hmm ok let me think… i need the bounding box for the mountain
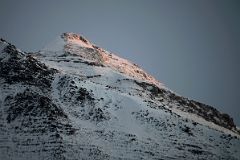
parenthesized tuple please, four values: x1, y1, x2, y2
(0, 33, 239, 160)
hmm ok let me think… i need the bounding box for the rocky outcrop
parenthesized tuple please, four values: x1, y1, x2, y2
(134, 81, 236, 131)
(0, 43, 57, 89)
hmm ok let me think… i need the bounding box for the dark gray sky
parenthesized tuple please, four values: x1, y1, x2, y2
(1, 0, 239, 125)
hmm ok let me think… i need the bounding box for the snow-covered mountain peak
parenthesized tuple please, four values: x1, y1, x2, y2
(40, 32, 94, 56)
(40, 33, 163, 88)
(61, 32, 92, 45)
(1, 36, 239, 159)
(61, 32, 94, 48)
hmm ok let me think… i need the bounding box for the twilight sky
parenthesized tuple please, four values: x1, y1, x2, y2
(0, 0, 239, 125)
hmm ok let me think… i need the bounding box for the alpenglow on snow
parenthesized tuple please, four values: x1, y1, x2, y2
(0, 33, 239, 160)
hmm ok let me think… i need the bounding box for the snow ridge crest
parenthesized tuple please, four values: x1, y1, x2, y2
(61, 32, 92, 46)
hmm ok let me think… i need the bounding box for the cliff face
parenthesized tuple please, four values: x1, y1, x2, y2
(0, 34, 239, 160)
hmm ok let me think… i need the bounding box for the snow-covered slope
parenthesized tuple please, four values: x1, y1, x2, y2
(0, 34, 240, 160)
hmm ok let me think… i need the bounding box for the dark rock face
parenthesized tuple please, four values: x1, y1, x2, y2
(2, 44, 23, 58)
(5, 90, 67, 123)
(4, 89, 75, 135)
(57, 75, 95, 104)
(134, 81, 236, 131)
(0, 42, 73, 133)
(57, 75, 110, 122)
(3, 90, 76, 160)
(0, 40, 77, 160)
(0, 44, 57, 89)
